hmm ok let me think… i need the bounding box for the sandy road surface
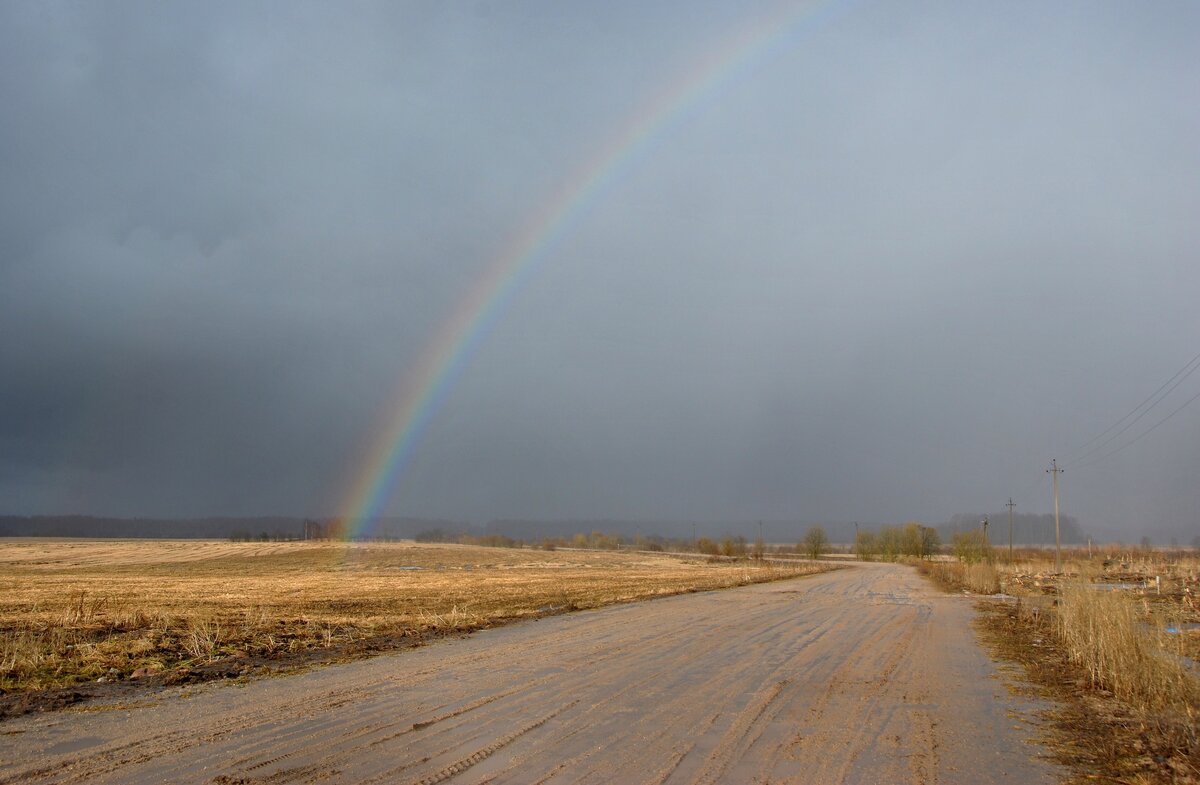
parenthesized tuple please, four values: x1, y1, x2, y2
(0, 563, 1062, 784)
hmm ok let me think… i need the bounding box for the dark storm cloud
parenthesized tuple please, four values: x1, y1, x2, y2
(1, 1, 1197, 539)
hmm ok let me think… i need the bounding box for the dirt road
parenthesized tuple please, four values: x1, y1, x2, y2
(0, 563, 1062, 784)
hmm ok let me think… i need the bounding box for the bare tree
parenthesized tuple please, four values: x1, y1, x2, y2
(801, 526, 829, 560)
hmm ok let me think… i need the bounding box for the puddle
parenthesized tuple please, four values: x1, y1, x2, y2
(1086, 582, 1144, 590)
(44, 736, 104, 755)
(866, 591, 916, 606)
(1166, 623, 1200, 634)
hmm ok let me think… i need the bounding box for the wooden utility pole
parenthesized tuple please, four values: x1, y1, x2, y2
(1006, 498, 1016, 561)
(1047, 459, 1063, 573)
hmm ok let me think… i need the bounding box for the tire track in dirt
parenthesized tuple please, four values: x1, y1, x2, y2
(477, 604, 846, 784)
(373, 701, 579, 785)
(688, 678, 789, 785)
(0, 563, 1063, 784)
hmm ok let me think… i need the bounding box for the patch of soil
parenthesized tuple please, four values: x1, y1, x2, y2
(0, 627, 464, 722)
(975, 599, 1200, 785)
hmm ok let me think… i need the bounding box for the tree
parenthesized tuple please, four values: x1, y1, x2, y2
(899, 521, 940, 559)
(854, 530, 877, 561)
(802, 526, 829, 560)
(901, 522, 924, 557)
(920, 526, 941, 558)
(952, 530, 990, 564)
(878, 525, 902, 561)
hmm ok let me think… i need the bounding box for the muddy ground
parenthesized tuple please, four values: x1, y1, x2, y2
(0, 563, 1064, 784)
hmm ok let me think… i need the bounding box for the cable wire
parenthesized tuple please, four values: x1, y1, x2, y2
(1071, 386, 1200, 470)
(1064, 351, 1200, 465)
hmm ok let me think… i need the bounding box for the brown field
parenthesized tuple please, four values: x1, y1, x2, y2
(0, 539, 831, 697)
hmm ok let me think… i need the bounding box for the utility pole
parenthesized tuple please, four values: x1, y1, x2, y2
(1047, 459, 1063, 573)
(981, 516, 989, 547)
(1006, 498, 1016, 561)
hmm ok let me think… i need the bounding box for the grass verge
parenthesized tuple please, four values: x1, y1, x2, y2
(912, 559, 1000, 594)
(917, 553, 1200, 784)
(976, 599, 1199, 785)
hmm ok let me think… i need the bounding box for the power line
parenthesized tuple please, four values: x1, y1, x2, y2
(1070, 350, 1200, 456)
(1071, 386, 1200, 470)
(1065, 351, 1200, 465)
(1012, 458, 1049, 506)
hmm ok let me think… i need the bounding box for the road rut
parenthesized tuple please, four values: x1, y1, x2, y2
(0, 562, 1062, 784)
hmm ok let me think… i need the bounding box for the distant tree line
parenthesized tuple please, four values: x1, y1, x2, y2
(0, 515, 468, 542)
(0, 515, 305, 540)
(938, 513, 1086, 545)
(412, 528, 806, 560)
(229, 529, 299, 542)
(853, 522, 941, 561)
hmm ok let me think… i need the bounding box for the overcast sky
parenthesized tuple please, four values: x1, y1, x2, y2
(1, 1, 1197, 539)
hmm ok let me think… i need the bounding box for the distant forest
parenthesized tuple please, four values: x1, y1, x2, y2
(0, 513, 1088, 546)
(0, 515, 464, 541)
(936, 512, 1087, 546)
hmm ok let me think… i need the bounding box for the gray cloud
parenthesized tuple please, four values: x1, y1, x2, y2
(2, 1, 1197, 540)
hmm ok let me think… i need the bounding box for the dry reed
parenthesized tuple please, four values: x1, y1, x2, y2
(914, 560, 1000, 595)
(1056, 582, 1199, 718)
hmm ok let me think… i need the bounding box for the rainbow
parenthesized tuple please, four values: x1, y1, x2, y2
(338, 0, 844, 538)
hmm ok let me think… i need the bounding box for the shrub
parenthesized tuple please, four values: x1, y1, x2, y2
(854, 530, 877, 561)
(719, 537, 747, 558)
(801, 526, 828, 560)
(953, 530, 991, 564)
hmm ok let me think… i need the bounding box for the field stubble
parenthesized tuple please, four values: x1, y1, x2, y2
(0, 539, 830, 706)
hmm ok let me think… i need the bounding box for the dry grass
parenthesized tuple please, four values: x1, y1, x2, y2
(0, 539, 831, 695)
(999, 551, 1200, 665)
(932, 548, 1200, 782)
(924, 551, 1200, 706)
(978, 601, 1200, 784)
(915, 560, 1001, 594)
(1056, 582, 1199, 718)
